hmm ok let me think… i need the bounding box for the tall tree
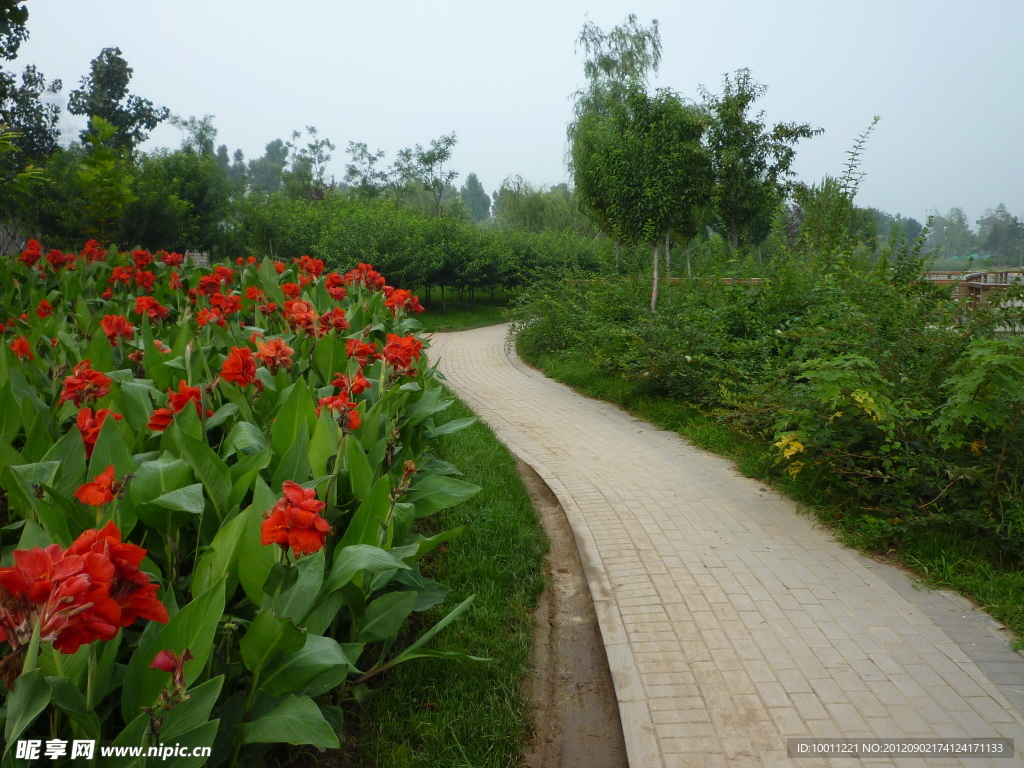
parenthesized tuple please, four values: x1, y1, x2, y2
(700, 69, 821, 252)
(283, 126, 335, 201)
(344, 141, 386, 200)
(569, 14, 661, 268)
(247, 139, 289, 195)
(0, 0, 28, 61)
(601, 85, 709, 309)
(67, 47, 169, 155)
(460, 172, 490, 222)
(414, 132, 458, 216)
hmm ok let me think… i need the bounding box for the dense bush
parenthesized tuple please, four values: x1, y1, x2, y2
(514, 240, 1024, 554)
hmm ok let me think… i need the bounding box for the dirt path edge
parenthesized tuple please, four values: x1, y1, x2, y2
(518, 460, 629, 768)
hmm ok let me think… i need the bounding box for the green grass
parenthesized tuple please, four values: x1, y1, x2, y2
(415, 291, 512, 333)
(353, 394, 547, 768)
(521, 347, 1024, 644)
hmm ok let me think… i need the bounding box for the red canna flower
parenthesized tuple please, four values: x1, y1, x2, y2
(80, 241, 104, 262)
(36, 299, 55, 319)
(9, 336, 33, 360)
(273, 260, 285, 275)
(134, 270, 156, 292)
(346, 338, 381, 367)
(109, 266, 134, 286)
(100, 314, 135, 345)
(133, 295, 169, 321)
(325, 272, 347, 300)
(258, 302, 278, 316)
(147, 408, 173, 432)
(76, 408, 123, 458)
(18, 239, 42, 267)
(341, 263, 387, 292)
(260, 481, 331, 557)
(282, 282, 300, 299)
(333, 369, 371, 395)
(255, 338, 294, 373)
(384, 287, 425, 315)
(245, 286, 265, 302)
(321, 307, 349, 333)
(74, 465, 118, 506)
(162, 251, 184, 267)
(293, 254, 324, 278)
(0, 519, 173, 670)
(317, 393, 361, 430)
(131, 250, 153, 268)
(101, 290, 114, 300)
(59, 360, 112, 406)
(383, 333, 423, 371)
(283, 300, 318, 336)
(210, 292, 242, 315)
(169, 270, 183, 291)
(80, 240, 107, 263)
(167, 380, 209, 418)
(221, 346, 256, 386)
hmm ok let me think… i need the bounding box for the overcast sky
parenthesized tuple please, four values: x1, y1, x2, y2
(17, 0, 1024, 226)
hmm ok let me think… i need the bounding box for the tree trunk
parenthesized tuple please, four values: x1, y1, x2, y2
(757, 244, 763, 267)
(614, 240, 620, 270)
(664, 232, 671, 279)
(470, 286, 476, 310)
(441, 284, 447, 314)
(425, 286, 431, 306)
(650, 243, 660, 312)
(686, 241, 692, 279)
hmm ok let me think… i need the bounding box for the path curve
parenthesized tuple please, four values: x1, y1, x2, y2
(430, 325, 1024, 768)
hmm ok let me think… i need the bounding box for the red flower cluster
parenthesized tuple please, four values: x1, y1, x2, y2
(317, 392, 360, 430)
(346, 338, 381, 367)
(80, 240, 107, 263)
(255, 338, 294, 373)
(59, 360, 112, 407)
(19, 239, 42, 267)
(134, 295, 169, 321)
(36, 299, 55, 319)
(321, 307, 349, 333)
(159, 250, 183, 266)
(384, 333, 423, 372)
(221, 346, 256, 386)
(100, 314, 135, 345)
(76, 409, 123, 458)
(0, 522, 169, 660)
(325, 272, 347, 300)
(283, 300, 318, 336)
(341, 263, 387, 292)
(293, 255, 324, 278)
(260, 481, 331, 557)
(149, 381, 211, 432)
(383, 287, 424, 316)
(332, 369, 371, 395)
(9, 336, 32, 360)
(210, 292, 242, 315)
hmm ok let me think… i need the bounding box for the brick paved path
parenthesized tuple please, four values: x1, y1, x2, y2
(429, 325, 1024, 768)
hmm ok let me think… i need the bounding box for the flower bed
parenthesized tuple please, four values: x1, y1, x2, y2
(0, 241, 482, 766)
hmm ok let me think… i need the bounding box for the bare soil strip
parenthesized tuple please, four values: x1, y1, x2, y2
(519, 461, 629, 768)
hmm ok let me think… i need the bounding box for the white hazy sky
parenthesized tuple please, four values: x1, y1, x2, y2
(17, 0, 1024, 226)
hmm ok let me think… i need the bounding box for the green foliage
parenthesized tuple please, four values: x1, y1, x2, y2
(78, 116, 138, 245)
(67, 47, 170, 154)
(700, 69, 822, 250)
(513, 234, 1024, 555)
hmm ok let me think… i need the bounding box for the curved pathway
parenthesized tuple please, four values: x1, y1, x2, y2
(430, 325, 1024, 768)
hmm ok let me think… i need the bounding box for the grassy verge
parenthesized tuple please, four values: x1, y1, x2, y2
(521, 347, 1024, 644)
(353, 394, 547, 767)
(416, 291, 511, 333)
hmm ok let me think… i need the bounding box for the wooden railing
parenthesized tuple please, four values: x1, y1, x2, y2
(924, 271, 1024, 302)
